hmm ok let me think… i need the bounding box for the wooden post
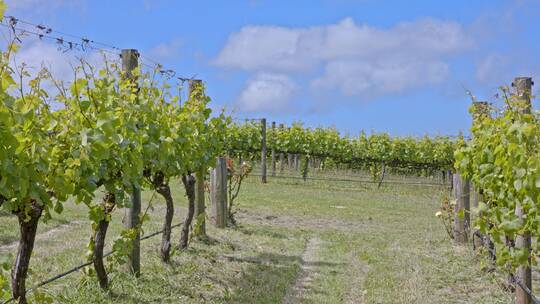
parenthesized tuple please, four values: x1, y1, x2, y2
(210, 157, 228, 228)
(512, 76, 532, 304)
(463, 178, 470, 233)
(472, 186, 484, 249)
(261, 118, 267, 183)
(194, 167, 206, 237)
(279, 124, 285, 173)
(271, 121, 276, 177)
(288, 153, 293, 169)
(513, 77, 533, 114)
(453, 173, 469, 243)
(190, 79, 206, 237)
(302, 155, 309, 181)
(471, 101, 489, 251)
(122, 49, 141, 276)
(441, 170, 446, 185)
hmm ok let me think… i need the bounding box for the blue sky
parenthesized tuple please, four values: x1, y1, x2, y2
(4, 0, 540, 136)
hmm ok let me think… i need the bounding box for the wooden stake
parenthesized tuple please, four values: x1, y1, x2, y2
(453, 173, 469, 243)
(471, 101, 489, 251)
(122, 49, 141, 276)
(512, 76, 533, 304)
(261, 118, 267, 183)
(279, 124, 285, 173)
(189, 80, 206, 238)
(194, 167, 206, 236)
(210, 157, 228, 228)
(271, 121, 276, 177)
(189, 79, 206, 236)
(288, 153, 293, 169)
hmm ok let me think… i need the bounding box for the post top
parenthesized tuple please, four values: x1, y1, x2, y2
(120, 49, 140, 58)
(512, 77, 534, 87)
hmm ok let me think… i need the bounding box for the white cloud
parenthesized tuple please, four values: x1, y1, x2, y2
(237, 73, 297, 113)
(475, 53, 540, 88)
(147, 38, 183, 61)
(215, 17, 472, 99)
(8, 39, 119, 100)
(214, 26, 309, 71)
(14, 41, 76, 80)
(5, 0, 84, 11)
(215, 18, 471, 71)
(475, 54, 510, 84)
(312, 59, 449, 97)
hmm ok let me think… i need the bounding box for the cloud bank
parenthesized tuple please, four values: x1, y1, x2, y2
(215, 17, 473, 111)
(237, 73, 297, 113)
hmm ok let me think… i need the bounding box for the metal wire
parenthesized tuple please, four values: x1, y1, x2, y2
(248, 173, 449, 187)
(510, 273, 540, 304)
(2, 15, 195, 84)
(5, 16, 121, 52)
(0, 19, 121, 56)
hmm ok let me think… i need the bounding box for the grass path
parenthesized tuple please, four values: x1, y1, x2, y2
(283, 237, 323, 303)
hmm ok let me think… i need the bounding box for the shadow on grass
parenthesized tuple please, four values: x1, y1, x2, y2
(220, 251, 341, 303)
(222, 252, 344, 269)
(47, 225, 338, 303)
(0, 235, 17, 246)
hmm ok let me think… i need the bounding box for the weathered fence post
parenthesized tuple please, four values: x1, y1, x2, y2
(453, 173, 469, 243)
(122, 49, 141, 276)
(472, 186, 484, 249)
(288, 153, 293, 169)
(441, 170, 446, 185)
(279, 123, 285, 173)
(210, 157, 228, 228)
(261, 118, 267, 183)
(513, 76, 533, 304)
(271, 121, 276, 177)
(302, 155, 309, 181)
(194, 167, 206, 237)
(471, 101, 489, 251)
(191, 79, 206, 238)
(464, 185, 470, 232)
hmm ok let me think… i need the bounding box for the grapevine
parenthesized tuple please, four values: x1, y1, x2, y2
(455, 87, 540, 270)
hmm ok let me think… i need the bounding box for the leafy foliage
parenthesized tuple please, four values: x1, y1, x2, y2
(0, 26, 230, 296)
(226, 121, 457, 174)
(455, 89, 540, 269)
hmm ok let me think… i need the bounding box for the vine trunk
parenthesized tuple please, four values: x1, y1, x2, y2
(11, 201, 43, 304)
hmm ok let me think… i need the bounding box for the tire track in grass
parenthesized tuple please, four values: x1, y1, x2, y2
(0, 220, 87, 252)
(0, 203, 172, 253)
(344, 251, 368, 304)
(283, 237, 322, 304)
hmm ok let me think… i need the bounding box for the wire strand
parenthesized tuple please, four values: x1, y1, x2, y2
(2, 15, 198, 83)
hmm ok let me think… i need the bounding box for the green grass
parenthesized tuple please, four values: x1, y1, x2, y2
(0, 174, 512, 303)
